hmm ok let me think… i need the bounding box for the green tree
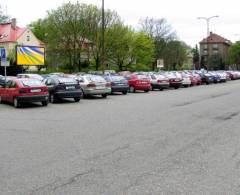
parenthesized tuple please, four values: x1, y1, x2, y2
(105, 22, 134, 71)
(228, 42, 240, 70)
(192, 44, 200, 69)
(131, 32, 155, 71)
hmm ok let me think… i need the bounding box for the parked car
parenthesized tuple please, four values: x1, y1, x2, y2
(125, 73, 151, 93)
(147, 73, 169, 91)
(76, 74, 111, 98)
(17, 74, 44, 82)
(104, 74, 129, 94)
(0, 78, 49, 108)
(209, 72, 221, 83)
(216, 71, 227, 82)
(165, 72, 182, 89)
(44, 76, 82, 103)
(226, 71, 240, 80)
(181, 73, 191, 87)
(197, 72, 214, 85)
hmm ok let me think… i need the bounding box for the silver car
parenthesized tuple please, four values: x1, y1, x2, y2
(77, 74, 111, 98)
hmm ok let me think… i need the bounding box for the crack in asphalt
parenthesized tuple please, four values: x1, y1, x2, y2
(175, 92, 231, 107)
(29, 169, 95, 195)
(216, 112, 239, 121)
(84, 144, 130, 162)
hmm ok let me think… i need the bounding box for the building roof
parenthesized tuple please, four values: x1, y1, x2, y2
(0, 22, 44, 45)
(200, 32, 231, 46)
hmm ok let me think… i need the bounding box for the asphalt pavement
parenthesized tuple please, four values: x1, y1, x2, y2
(1, 81, 240, 195)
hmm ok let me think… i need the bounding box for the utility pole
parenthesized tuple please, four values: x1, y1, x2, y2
(197, 15, 219, 70)
(101, 0, 105, 72)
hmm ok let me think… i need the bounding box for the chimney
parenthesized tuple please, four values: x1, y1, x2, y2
(11, 18, 16, 29)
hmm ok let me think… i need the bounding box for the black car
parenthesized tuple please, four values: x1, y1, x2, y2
(197, 72, 214, 85)
(44, 76, 82, 103)
(104, 74, 129, 95)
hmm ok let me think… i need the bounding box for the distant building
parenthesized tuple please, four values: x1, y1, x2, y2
(199, 32, 231, 70)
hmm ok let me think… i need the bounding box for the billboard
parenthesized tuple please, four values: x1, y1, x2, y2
(17, 46, 45, 66)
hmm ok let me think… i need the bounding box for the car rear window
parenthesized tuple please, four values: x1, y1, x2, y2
(112, 76, 125, 81)
(136, 75, 148, 79)
(58, 77, 77, 84)
(20, 79, 43, 87)
(86, 76, 106, 82)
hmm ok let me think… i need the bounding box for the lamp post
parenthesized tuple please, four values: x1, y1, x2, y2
(101, 0, 105, 72)
(197, 15, 219, 70)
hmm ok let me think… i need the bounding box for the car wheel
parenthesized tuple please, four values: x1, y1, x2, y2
(102, 94, 107, 98)
(174, 86, 179, 89)
(144, 89, 149, 93)
(49, 94, 56, 103)
(122, 91, 127, 95)
(14, 98, 20, 108)
(42, 100, 48, 106)
(159, 88, 164, 91)
(0, 96, 2, 103)
(129, 86, 135, 93)
(74, 97, 80, 102)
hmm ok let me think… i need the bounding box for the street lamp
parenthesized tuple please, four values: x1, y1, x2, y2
(197, 15, 219, 37)
(101, 0, 105, 72)
(197, 15, 219, 70)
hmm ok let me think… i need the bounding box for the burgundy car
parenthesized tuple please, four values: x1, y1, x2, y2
(126, 74, 151, 93)
(0, 78, 49, 108)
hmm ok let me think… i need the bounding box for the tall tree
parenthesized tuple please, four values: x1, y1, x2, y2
(105, 22, 134, 71)
(228, 42, 240, 70)
(192, 44, 200, 69)
(139, 17, 176, 69)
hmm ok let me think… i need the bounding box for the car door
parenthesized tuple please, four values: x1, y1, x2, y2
(7, 80, 18, 103)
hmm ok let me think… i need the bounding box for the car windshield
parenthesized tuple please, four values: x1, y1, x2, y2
(21, 79, 43, 87)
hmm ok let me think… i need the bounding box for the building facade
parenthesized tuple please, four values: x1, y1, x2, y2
(199, 32, 231, 70)
(0, 18, 44, 59)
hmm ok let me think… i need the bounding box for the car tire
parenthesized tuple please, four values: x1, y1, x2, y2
(129, 86, 135, 93)
(174, 86, 179, 89)
(0, 96, 2, 104)
(42, 101, 48, 106)
(49, 94, 56, 103)
(14, 98, 20, 108)
(144, 89, 149, 93)
(160, 88, 164, 91)
(74, 97, 80, 102)
(122, 91, 127, 95)
(102, 94, 107, 98)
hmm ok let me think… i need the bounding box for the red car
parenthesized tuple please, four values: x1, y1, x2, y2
(0, 78, 49, 108)
(126, 74, 151, 93)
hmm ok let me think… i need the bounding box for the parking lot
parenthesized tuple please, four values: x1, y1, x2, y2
(1, 80, 240, 195)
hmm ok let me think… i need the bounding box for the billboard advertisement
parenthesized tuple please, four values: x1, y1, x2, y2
(16, 46, 45, 66)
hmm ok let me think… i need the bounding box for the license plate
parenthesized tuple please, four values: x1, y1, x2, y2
(31, 89, 41, 93)
(66, 86, 75, 90)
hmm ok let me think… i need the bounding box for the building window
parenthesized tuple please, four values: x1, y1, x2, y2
(213, 50, 219, 54)
(203, 44, 208, 50)
(212, 44, 218, 50)
(27, 35, 30, 41)
(203, 50, 208, 55)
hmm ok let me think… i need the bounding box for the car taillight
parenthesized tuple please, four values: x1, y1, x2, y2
(87, 83, 96, 88)
(106, 83, 111, 88)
